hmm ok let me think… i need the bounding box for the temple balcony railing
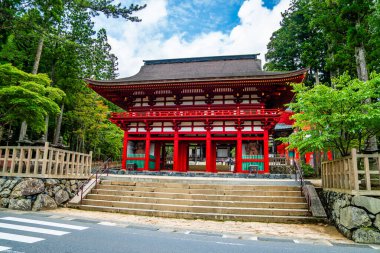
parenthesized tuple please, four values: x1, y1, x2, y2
(111, 109, 282, 121)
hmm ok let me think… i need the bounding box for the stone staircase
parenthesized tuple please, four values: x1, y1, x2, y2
(72, 176, 320, 223)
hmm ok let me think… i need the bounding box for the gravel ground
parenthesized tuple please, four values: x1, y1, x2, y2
(46, 208, 351, 243)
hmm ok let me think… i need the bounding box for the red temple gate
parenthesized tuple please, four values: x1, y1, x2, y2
(86, 54, 307, 174)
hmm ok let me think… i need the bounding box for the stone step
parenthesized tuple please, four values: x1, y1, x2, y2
(95, 185, 302, 197)
(74, 205, 317, 223)
(91, 188, 307, 202)
(85, 194, 309, 209)
(81, 199, 310, 216)
(100, 180, 301, 191)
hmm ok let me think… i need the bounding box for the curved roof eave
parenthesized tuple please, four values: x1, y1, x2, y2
(85, 68, 309, 87)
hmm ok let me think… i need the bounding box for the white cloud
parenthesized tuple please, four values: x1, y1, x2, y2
(94, 0, 290, 77)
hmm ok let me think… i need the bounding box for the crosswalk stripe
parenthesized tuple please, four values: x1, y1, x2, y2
(0, 232, 44, 243)
(0, 222, 69, 236)
(0, 217, 88, 230)
(0, 246, 11, 252)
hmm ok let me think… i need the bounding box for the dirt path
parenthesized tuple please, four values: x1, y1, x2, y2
(46, 208, 351, 243)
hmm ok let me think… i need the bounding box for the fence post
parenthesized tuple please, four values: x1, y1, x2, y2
(351, 148, 359, 191)
(89, 151, 93, 176)
(41, 142, 49, 175)
(364, 156, 371, 191)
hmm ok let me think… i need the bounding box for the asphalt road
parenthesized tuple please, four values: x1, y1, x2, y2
(0, 211, 378, 253)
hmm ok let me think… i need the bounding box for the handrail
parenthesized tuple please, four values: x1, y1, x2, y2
(294, 160, 305, 189)
(294, 161, 312, 212)
(75, 157, 111, 204)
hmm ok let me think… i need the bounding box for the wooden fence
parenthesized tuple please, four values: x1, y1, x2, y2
(322, 148, 380, 196)
(0, 143, 92, 179)
(269, 155, 288, 166)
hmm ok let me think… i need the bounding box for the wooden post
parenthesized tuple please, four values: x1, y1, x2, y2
(144, 130, 151, 171)
(2, 148, 9, 173)
(10, 147, 16, 174)
(47, 148, 54, 175)
(88, 151, 93, 176)
(122, 131, 128, 170)
(364, 156, 371, 191)
(264, 129, 269, 174)
(351, 148, 359, 191)
(211, 141, 216, 173)
(26, 148, 32, 174)
(154, 142, 161, 171)
(235, 130, 242, 173)
(173, 131, 179, 171)
(18, 148, 25, 174)
(206, 130, 212, 172)
(41, 142, 49, 175)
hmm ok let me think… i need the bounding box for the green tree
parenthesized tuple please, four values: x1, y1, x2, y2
(265, 0, 329, 84)
(280, 73, 380, 157)
(0, 64, 65, 141)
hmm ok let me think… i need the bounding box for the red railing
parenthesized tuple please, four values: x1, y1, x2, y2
(111, 109, 281, 119)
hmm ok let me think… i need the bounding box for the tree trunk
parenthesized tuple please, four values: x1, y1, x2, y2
(0, 125, 4, 143)
(18, 121, 27, 142)
(53, 104, 64, 145)
(355, 45, 378, 152)
(19, 37, 45, 142)
(44, 115, 49, 141)
(32, 37, 44, 74)
(315, 69, 320, 85)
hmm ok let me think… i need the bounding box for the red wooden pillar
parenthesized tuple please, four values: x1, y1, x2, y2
(122, 131, 128, 170)
(211, 141, 217, 173)
(206, 130, 212, 172)
(161, 143, 166, 170)
(263, 129, 270, 174)
(184, 143, 189, 172)
(235, 129, 242, 173)
(173, 131, 180, 171)
(154, 142, 161, 171)
(144, 130, 151, 171)
(178, 142, 184, 172)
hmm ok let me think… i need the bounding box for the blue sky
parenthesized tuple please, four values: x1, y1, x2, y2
(94, 0, 289, 77)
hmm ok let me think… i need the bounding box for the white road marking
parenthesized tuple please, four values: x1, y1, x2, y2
(222, 234, 239, 239)
(98, 222, 117, 226)
(0, 246, 11, 252)
(0, 217, 88, 230)
(0, 222, 69, 236)
(215, 242, 244, 246)
(294, 239, 333, 246)
(370, 244, 380, 250)
(0, 232, 44, 243)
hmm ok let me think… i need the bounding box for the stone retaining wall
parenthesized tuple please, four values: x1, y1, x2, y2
(0, 177, 86, 211)
(321, 190, 380, 244)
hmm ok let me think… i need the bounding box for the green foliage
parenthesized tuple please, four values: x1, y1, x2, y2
(301, 163, 315, 177)
(280, 73, 380, 156)
(265, 0, 379, 82)
(0, 64, 65, 132)
(0, 0, 144, 159)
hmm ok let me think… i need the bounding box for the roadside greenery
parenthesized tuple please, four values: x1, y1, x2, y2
(279, 74, 380, 157)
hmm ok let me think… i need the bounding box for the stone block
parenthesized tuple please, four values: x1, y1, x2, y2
(55, 189, 69, 205)
(8, 198, 32, 211)
(352, 196, 380, 215)
(375, 214, 380, 230)
(352, 228, 380, 244)
(340, 206, 372, 229)
(10, 179, 44, 197)
(32, 194, 57, 211)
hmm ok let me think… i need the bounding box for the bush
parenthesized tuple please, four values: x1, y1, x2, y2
(301, 163, 315, 177)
